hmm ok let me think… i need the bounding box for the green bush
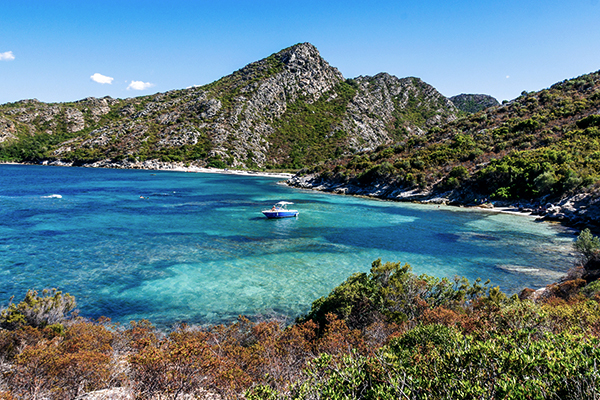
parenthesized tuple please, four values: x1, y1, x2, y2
(534, 170, 558, 194)
(575, 228, 600, 263)
(292, 329, 600, 400)
(0, 289, 76, 330)
(303, 259, 499, 330)
(581, 280, 600, 298)
(449, 165, 469, 179)
(576, 114, 600, 129)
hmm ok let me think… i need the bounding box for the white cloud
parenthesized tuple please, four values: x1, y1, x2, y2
(506, 75, 510, 79)
(90, 73, 114, 84)
(127, 80, 155, 91)
(0, 51, 15, 61)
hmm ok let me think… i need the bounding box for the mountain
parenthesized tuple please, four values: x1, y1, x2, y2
(449, 93, 500, 113)
(290, 70, 600, 227)
(0, 43, 457, 170)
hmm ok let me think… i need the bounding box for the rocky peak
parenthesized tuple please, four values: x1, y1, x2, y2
(338, 72, 458, 151)
(76, 96, 117, 105)
(222, 42, 344, 100)
(276, 43, 337, 74)
(450, 93, 500, 113)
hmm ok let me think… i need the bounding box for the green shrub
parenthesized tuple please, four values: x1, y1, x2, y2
(304, 259, 499, 330)
(449, 165, 469, 179)
(390, 323, 461, 351)
(574, 228, 600, 263)
(0, 289, 76, 330)
(534, 170, 558, 194)
(207, 157, 228, 169)
(492, 186, 512, 199)
(580, 280, 600, 299)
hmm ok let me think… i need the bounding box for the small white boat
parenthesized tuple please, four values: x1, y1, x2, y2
(262, 201, 299, 219)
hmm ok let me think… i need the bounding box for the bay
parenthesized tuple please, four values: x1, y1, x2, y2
(0, 164, 576, 326)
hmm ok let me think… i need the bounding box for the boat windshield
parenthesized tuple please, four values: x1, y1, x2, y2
(266, 201, 295, 211)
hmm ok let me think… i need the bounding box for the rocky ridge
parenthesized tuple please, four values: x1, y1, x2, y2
(340, 73, 457, 151)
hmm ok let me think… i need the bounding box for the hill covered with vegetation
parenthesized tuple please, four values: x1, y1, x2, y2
(3, 42, 599, 226)
(0, 43, 458, 171)
(291, 70, 600, 227)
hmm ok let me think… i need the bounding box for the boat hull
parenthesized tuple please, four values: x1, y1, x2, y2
(262, 210, 299, 219)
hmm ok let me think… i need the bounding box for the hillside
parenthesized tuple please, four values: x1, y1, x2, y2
(0, 43, 457, 170)
(450, 93, 500, 113)
(290, 70, 600, 227)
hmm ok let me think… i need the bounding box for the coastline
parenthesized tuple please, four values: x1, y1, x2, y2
(286, 173, 600, 233)
(168, 165, 293, 179)
(2, 159, 594, 231)
(285, 176, 547, 220)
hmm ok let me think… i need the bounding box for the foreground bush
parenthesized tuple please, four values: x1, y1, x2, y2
(271, 327, 599, 400)
(1, 260, 600, 399)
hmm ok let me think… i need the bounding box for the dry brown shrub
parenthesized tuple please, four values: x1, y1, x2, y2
(0, 326, 46, 362)
(279, 319, 318, 359)
(243, 319, 320, 392)
(128, 327, 216, 399)
(58, 350, 112, 398)
(422, 306, 462, 327)
(421, 306, 485, 335)
(8, 339, 64, 399)
(0, 329, 16, 361)
(5, 321, 115, 400)
(317, 314, 366, 356)
(128, 322, 257, 399)
(518, 287, 536, 301)
(547, 279, 587, 300)
(62, 321, 113, 354)
(120, 320, 159, 352)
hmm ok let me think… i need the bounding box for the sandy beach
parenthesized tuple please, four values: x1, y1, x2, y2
(472, 205, 534, 217)
(168, 165, 294, 179)
(1, 160, 294, 180)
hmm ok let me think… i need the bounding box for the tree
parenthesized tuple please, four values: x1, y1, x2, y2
(574, 228, 600, 263)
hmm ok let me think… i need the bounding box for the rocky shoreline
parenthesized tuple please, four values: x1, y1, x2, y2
(287, 173, 600, 232)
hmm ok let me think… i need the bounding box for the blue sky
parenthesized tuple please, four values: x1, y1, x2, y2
(1, 0, 599, 104)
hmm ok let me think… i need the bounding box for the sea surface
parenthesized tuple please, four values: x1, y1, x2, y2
(0, 164, 576, 326)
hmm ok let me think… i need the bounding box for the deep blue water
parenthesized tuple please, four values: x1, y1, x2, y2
(0, 164, 576, 326)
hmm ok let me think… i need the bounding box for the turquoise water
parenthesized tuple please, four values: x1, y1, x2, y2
(0, 164, 576, 326)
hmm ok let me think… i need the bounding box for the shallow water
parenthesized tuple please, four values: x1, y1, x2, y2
(0, 165, 576, 326)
